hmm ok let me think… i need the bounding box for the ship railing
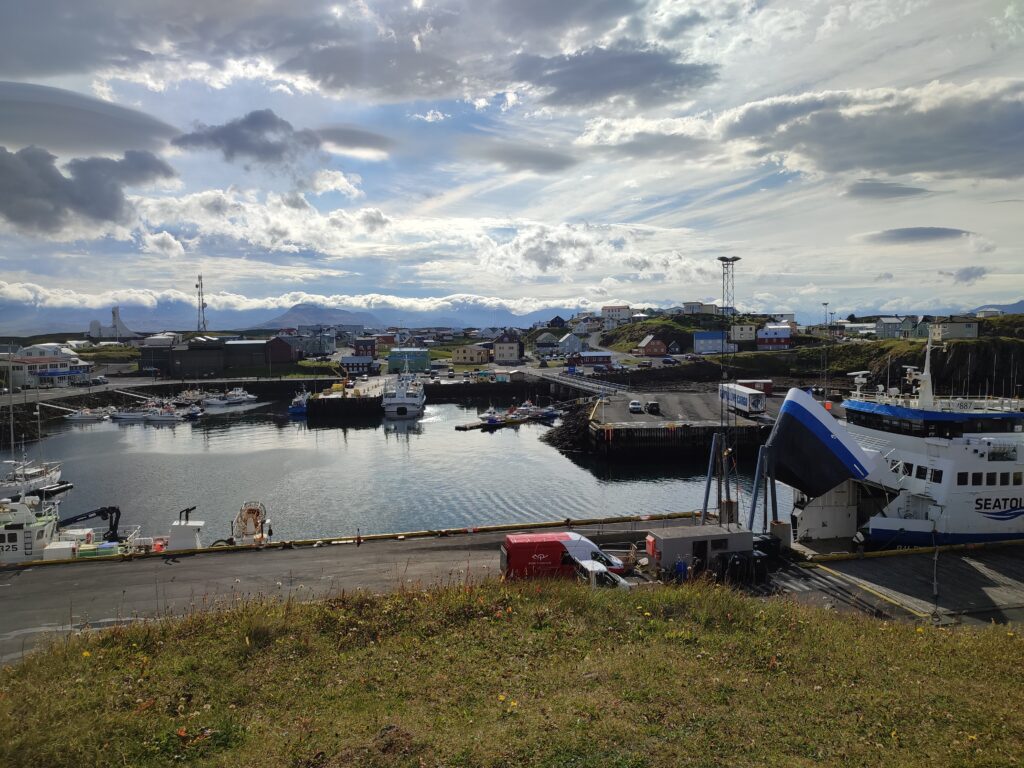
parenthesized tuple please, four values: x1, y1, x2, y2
(851, 391, 1024, 412)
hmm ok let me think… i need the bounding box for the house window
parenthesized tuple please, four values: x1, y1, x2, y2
(957, 472, 968, 485)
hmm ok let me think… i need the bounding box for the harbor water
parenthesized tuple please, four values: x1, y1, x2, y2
(34, 402, 789, 542)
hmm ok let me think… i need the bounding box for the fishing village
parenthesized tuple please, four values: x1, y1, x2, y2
(2, 2, 1023, 765)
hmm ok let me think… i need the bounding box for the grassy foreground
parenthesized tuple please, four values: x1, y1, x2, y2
(2, 581, 1021, 767)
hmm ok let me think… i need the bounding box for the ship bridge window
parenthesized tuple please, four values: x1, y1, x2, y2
(1000, 472, 1010, 485)
(972, 472, 983, 486)
(986, 472, 997, 485)
(915, 466, 928, 480)
(931, 469, 944, 484)
(902, 463, 914, 476)
(1014, 472, 1023, 486)
(957, 472, 968, 486)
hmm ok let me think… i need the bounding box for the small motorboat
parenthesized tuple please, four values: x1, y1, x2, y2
(64, 408, 111, 423)
(288, 389, 309, 417)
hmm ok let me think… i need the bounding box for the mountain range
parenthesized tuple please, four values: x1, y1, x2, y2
(0, 298, 1019, 338)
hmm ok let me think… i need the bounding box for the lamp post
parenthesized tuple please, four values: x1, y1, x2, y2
(822, 302, 830, 397)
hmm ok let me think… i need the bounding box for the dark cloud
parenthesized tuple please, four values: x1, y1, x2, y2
(0, 146, 175, 233)
(938, 266, 988, 284)
(467, 141, 578, 173)
(844, 179, 930, 199)
(735, 83, 1024, 179)
(0, 81, 178, 155)
(865, 227, 974, 244)
(513, 44, 716, 107)
(281, 41, 460, 99)
(315, 126, 397, 153)
(657, 10, 707, 39)
(359, 208, 390, 232)
(173, 109, 319, 163)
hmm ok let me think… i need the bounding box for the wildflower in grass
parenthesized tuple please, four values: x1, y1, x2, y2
(498, 693, 507, 702)
(916, 627, 924, 634)
(82, 651, 91, 658)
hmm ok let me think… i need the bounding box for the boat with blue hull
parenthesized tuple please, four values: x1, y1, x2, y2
(768, 342, 1024, 547)
(288, 389, 310, 417)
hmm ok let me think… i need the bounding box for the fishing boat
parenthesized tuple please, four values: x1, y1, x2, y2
(111, 408, 150, 422)
(383, 365, 425, 419)
(0, 459, 63, 499)
(288, 389, 310, 417)
(145, 407, 184, 423)
(202, 387, 258, 407)
(0, 495, 61, 564)
(767, 340, 1024, 547)
(64, 408, 111, 423)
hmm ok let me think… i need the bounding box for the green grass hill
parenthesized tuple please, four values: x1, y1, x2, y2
(2, 580, 1021, 767)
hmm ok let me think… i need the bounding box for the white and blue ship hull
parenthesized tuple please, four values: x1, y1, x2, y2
(768, 387, 1024, 547)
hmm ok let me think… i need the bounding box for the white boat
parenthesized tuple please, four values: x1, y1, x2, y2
(111, 409, 150, 422)
(0, 495, 61, 564)
(202, 387, 258, 407)
(64, 408, 111, 423)
(768, 341, 1024, 547)
(288, 389, 309, 416)
(383, 366, 425, 419)
(479, 406, 503, 423)
(0, 459, 63, 498)
(145, 407, 184, 423)
(229, 501, 271, 545)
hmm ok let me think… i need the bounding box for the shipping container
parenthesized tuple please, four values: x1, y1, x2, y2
(718, 383, 766, 414)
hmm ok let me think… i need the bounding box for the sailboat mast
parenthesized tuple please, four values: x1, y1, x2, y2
(8, 340, 14, 458)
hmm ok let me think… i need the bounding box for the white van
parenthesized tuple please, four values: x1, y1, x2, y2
(575, 559, 633, 590)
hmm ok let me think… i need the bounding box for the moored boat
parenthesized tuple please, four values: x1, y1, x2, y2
(383, 365, 425, 419)
(768, 341, 1024, 547)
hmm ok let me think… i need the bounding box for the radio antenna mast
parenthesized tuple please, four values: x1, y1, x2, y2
(196, 274, 208, 333)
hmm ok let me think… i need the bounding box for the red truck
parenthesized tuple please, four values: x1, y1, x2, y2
(500, 531, 626, 578)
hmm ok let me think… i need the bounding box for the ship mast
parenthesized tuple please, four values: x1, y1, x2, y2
(917, 337, 935, 409)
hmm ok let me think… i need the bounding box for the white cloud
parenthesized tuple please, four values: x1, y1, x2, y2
(412, 109, 450, 123)
(311, 169, 363, 198)
(140, 229, 185, 257)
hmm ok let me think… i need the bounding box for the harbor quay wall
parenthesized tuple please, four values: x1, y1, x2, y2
(588, 421, 768, 455)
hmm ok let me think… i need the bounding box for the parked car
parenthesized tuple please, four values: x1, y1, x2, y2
(447, 371, 455, 378)
(645, 401, 660, 415)
(360, 374, 369, 381)
(637, 361, 653, 369)
(628, 400, 643, 413)
(90, 377, 108, 385)
(661, 357, 678, 365)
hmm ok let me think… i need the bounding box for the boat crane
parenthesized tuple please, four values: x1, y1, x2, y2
(57, 505, 123, 542)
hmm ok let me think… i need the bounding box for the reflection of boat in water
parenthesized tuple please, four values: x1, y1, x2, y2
(383, 366, 425, 419)
(383, 418, 423, 437)
(768, 341, 1024, 547)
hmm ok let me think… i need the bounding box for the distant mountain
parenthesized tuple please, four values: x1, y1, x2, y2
(0, 298, 590, 337)
(253, 303, 380, 329)
(972, 299, 1024, 314)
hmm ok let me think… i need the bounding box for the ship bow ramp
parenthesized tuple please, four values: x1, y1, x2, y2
(767, 388, 891, 498)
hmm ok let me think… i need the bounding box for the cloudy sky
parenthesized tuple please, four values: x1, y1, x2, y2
(0, 0, 1022, 323)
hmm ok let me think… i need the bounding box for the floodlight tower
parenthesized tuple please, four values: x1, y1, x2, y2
(822, 301, 829, 397)
(717, 256, 740, 523)
(196, 274, 208, 333)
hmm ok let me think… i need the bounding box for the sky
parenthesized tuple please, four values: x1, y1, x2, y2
(0, 0, 1022, 324)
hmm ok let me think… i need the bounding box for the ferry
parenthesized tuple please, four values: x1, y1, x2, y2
(768, 341, 1024, 547)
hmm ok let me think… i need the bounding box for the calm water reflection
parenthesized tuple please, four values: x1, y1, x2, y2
(37, 402, 787, 541)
